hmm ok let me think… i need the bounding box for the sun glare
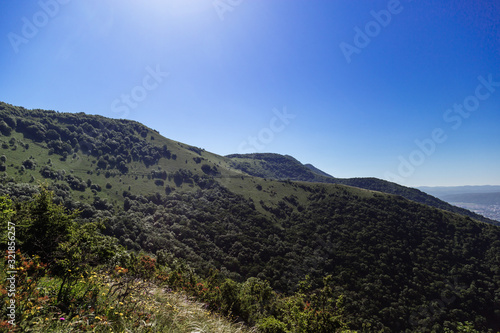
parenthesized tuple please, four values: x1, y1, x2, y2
(149, 0, 212, 16)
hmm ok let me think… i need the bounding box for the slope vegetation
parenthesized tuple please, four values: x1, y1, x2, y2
(1, 102, 500, 332)
(226, 153, 498, 225)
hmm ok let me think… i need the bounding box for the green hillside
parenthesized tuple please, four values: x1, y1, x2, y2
(225, 153, 498, 226)
(1, 102, 500, 332)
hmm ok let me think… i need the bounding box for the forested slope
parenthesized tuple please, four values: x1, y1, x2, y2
(1, 102, 500, 332)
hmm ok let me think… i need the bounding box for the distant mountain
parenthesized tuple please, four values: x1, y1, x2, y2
(225, 153, 333, 183)
(441, 192, 500, 206)
(419, 185, 500, 197)
(2, 101, 500, 331)
(226, 153, 499, 226)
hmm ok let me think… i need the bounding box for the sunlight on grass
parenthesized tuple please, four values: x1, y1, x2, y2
(0, 262, 256, 332)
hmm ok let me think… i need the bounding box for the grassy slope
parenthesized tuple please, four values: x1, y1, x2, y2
(1, 125, 230, 203)
(1, 102, 495, 226)
(224, 153, 499, 226)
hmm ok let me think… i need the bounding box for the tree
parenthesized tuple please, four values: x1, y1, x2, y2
(0, 196, 15, 244)
(0, 120, 12, 135)
(15, 187, 79, 264)
(25, 124, 46, 141)
(239, 277, 275, 324)
(46, 129, 60, 140)
(22, 158, 36, 170)
(2, 115, 16, 129)
(97, 157, 108, 170)
(444, 322, 482, 333)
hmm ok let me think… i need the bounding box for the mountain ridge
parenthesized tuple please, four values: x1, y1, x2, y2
(303, 163, 334, 178)
(1, 101, 500, 331)
(0, 100, 497, 226)
(225, 152, 498, 226)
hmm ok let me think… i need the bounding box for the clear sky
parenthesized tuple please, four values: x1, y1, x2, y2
(1, 0, 499, 187)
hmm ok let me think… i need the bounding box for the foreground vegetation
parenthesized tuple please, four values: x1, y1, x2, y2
(0, 252, 256, 332)
(1, 189, 354, 332)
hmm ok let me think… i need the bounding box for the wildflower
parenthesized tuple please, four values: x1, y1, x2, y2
(59, 317, 65, 321)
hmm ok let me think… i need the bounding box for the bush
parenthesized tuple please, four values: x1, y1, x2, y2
(22, 158, 36, 170)
(0, 121, 12, 135)
(239, 277, 275, 324)
(257, 316, 288, 333)
(201, 164, 216, 175)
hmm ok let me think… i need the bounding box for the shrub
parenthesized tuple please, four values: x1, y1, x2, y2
(22, 158, 36, 170)
(257, 316, 288, 333)
(0, 121, 11, 135)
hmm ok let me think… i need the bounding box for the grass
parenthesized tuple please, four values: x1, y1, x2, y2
(15, 289, 255, 332)
(0, 126, 383, 222)
(0, 255, 256, 333)
(0, 130, 244, 203)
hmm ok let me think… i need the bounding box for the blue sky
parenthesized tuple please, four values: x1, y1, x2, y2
(1, 0, 499, 187)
